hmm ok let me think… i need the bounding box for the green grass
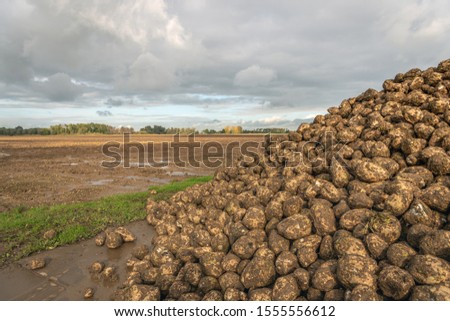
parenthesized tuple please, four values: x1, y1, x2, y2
(149, 175, 213, 201)
(0, 175, 212, 266)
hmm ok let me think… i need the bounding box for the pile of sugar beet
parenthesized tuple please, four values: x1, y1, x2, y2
(112, 60, 450, 301)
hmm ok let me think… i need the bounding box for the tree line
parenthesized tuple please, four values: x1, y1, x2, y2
(0, 123, 289, 136)
(0, 123, 127, 136)
(141, 125, 289, 134)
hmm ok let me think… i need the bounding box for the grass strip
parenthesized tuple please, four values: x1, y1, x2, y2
(0, 175, 213, 266)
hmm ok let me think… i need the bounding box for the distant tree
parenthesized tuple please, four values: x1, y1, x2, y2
(223, 126, 243, 134)
(165, 127, 197, 134)
(154, 125, 166, 134)
(38, 128, 51, 135)
(14, 126, 23, 135)
(141, 125, 166, 134)
(116, 126, 135, 134)
(202, 129, 218, 134)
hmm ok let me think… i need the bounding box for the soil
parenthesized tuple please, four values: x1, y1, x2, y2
(0, 134, 264, 300)
(0, 134, 263, 212)
(0, 220, 154, 300)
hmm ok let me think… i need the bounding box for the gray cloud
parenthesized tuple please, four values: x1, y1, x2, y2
(1, 0, 450, 127)
(33, 73, 84, 101)
(96, 110, 113, 117)
(237, 117, 314, 129)
(105, 97, 124, 106)
(117, 52, 176, 92)
(200, 115, 314, 130)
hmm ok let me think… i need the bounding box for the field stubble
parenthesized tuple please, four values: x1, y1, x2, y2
(0, 134, 262, 265)
(0, 134, 263, 212)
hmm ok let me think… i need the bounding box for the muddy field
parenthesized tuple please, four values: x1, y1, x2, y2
(0, 134, 264, 212)
(0, 220, 153, 300)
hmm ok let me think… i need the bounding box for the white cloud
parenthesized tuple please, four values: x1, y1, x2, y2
(73, 0, 169, 45)
(233, 65, 277, 87)
(259, 116, 283, 124)
(166, 17, 190, 47)
(380, 1, 450, 44)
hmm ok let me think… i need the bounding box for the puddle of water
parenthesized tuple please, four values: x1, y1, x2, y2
(0, 152, 11, 158)
(124, 175, 145, 180)
(90, 179, 114, 186)
(169, 171, 196, 177)
(126, 162, 169, 168)
(149, 177, 171, 184)
(0, 265, 65, 300)
(0, 221, 155, 300)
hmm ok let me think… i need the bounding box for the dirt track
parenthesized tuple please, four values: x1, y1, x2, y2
(0, 134, 264, 212)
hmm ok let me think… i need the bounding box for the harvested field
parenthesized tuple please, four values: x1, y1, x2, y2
(0, 134, 264, 212)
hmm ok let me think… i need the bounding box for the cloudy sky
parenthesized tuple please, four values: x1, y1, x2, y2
(1, 0, 450, 130)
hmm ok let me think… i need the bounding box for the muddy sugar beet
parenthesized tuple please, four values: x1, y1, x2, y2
(113, 60, 450, 301)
